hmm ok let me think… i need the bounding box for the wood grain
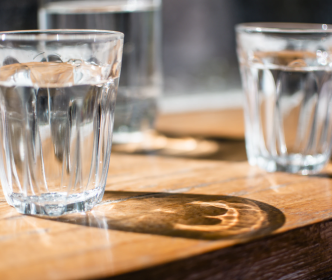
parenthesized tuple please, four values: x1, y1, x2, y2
(112, 135, 247, 161)
(1, 153, 332, 279)
(155, 109, 245, 139)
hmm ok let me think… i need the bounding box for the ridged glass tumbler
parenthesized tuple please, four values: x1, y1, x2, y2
(0, 30, 123, 216)
(236, 23, 332, 174)
(39, 0, 163, 144)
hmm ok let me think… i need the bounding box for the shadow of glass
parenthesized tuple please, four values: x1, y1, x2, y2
(47, 191, 285, 240)
(112, 133, 247, 161)
(309, 172, 332, 179)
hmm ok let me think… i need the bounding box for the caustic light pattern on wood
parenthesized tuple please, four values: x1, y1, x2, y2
(0, 154, 332, 279)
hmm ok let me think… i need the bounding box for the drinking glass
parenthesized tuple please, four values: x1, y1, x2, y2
(236, 23, 332, 174)
(39, 0, 162, 144)
(0, 30, 123, 216)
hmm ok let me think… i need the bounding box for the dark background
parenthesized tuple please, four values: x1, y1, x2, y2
(1, 0, 332, 95)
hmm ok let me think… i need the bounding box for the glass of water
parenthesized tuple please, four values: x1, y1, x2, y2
(0, 30, 123, 216)
(39, 0, 162, 144)
(236, 23, 332, 174)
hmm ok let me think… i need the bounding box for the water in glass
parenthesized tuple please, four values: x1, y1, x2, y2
(39, 0, 162, 143)
(241, 51, 332, 174)
(0, 61, 117, 215)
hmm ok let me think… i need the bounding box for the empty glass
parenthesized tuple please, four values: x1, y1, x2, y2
(0, 30, 123, 216)
(236, 23, 332, 174)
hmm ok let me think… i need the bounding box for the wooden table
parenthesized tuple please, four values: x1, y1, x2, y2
(155, 109, 245, 139)
(2, 112, 332, 279)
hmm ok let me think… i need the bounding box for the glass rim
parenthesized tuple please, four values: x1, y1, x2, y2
(0, 29, 124, 41)
(236, 22, 332, 33)
(41, 0, 161, 14)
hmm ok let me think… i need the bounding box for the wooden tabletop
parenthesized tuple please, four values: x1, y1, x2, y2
(1, 140, 332, 279)
(155, 109, 245, 139)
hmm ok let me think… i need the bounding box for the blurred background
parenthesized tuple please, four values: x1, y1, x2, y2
(3, 0, 332, 99)
(1, 0, 332, 158)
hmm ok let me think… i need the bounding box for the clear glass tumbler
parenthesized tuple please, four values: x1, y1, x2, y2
(236, 23, 332, 174)
(0, 30, 123, 216)
(39, 0, 162, 144)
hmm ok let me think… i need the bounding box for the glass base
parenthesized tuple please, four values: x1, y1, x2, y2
(249, 153, 329, 175)
(7, 186, 105, 217)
